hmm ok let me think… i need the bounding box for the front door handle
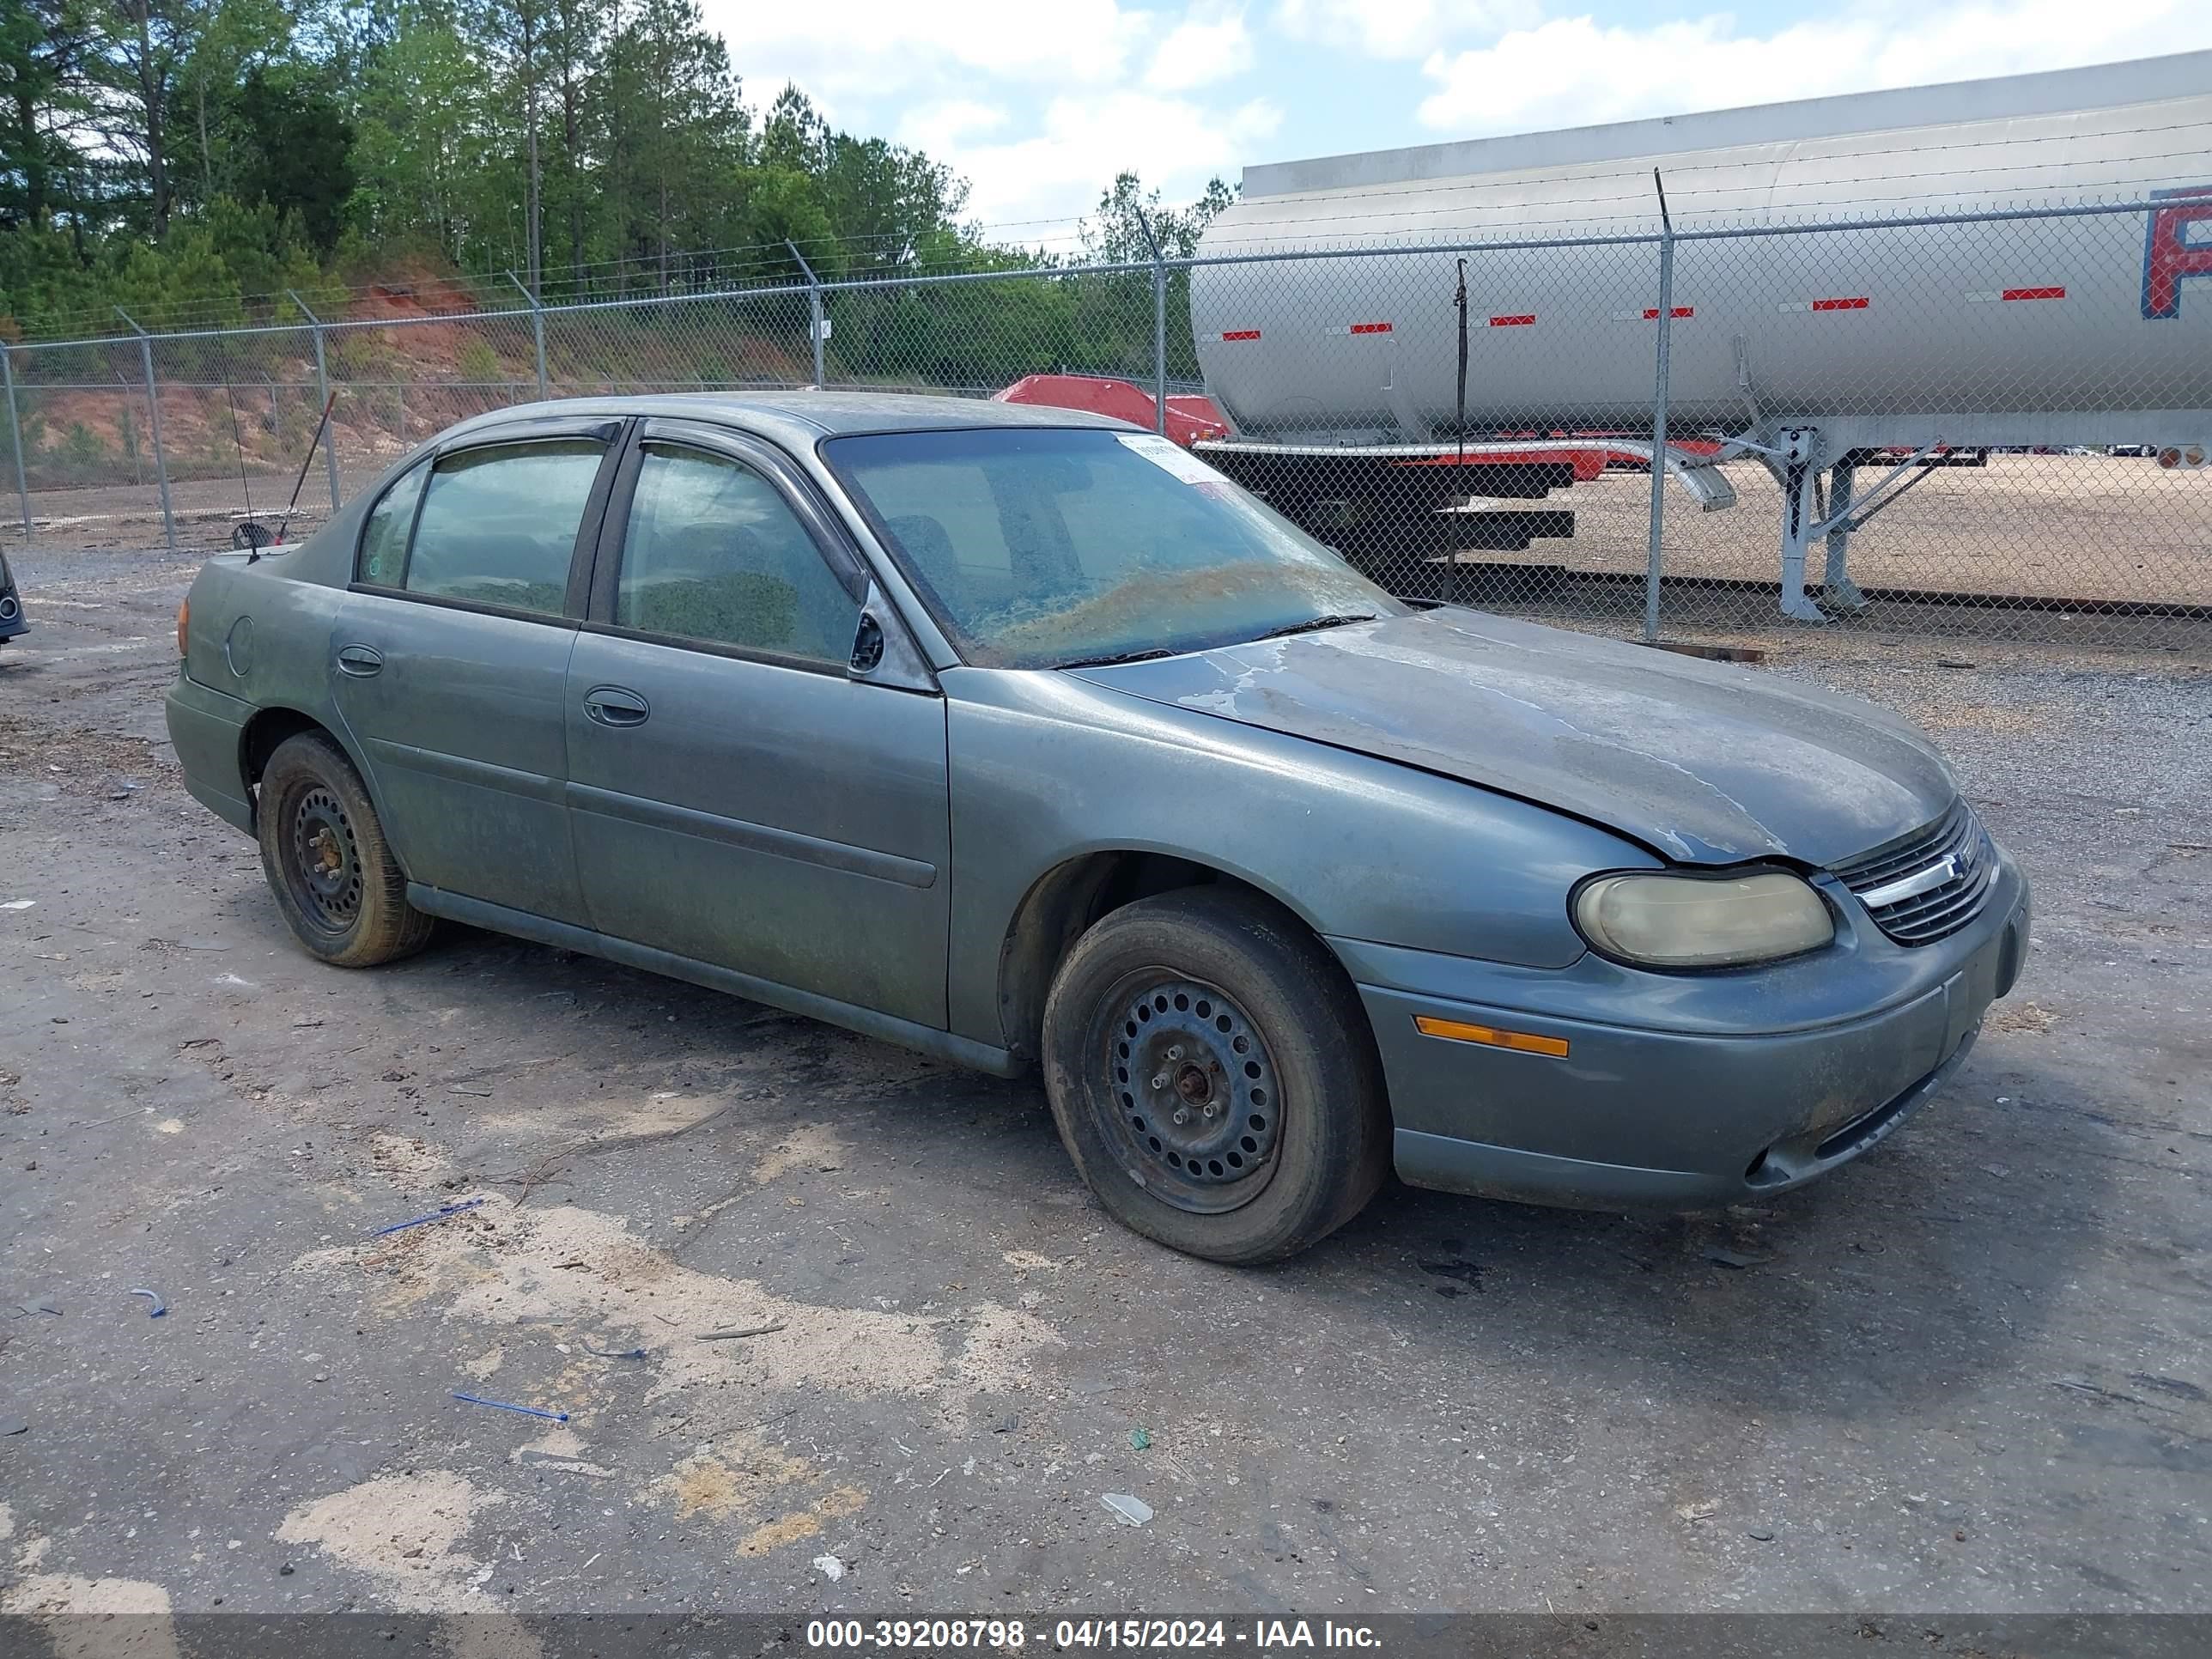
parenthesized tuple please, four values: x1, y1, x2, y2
(582, 685, 650, 727)
(336, 644, 383, 677)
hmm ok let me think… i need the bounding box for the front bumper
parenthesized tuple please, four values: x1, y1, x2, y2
(1339, 848, 2031, 1211)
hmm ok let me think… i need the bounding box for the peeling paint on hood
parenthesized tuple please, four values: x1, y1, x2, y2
(1067, 608, 1956, 866)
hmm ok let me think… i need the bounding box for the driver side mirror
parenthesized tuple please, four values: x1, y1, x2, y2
(850, 610, 885, 673)
(846, 583, 937, 693)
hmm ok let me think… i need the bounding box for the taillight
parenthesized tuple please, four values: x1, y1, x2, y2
(177, 597, 190, 658)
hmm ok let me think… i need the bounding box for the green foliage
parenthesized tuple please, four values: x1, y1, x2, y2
(0, 0, 1241, 421)
(234, 66, 356, 253)
(455, 334, 502, 383)
(108, 226, 243, 329)
(62, 420, 109, 471)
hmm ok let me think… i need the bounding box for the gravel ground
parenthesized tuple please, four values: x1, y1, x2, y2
(0, 542, 2208, 1643)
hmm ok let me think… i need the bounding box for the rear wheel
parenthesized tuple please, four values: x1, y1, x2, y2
(1041, 889, 1390, 1264)
(257, 732, 434, 967)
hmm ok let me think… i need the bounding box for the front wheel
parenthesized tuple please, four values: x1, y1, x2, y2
(257, 731, 434, 968)
(1041, 889, 1390, 1264)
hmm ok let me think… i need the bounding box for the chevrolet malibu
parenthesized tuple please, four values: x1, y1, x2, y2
(166, 394, 2031, 1262)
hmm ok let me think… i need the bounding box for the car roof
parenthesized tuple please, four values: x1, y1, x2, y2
(439, 390, 1138, 452)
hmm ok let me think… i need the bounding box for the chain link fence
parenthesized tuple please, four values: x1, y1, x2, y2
(3, 197, 2208, 653)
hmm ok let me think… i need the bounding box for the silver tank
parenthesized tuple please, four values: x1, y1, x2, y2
(1191, 53, 2212, 446)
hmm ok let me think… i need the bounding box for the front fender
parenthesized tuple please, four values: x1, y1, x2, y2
(942, 666, 1656, 1049)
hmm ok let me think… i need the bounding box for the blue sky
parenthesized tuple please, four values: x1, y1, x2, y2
(693, 1, 2212, 240)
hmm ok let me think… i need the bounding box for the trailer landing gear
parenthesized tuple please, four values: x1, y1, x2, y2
(1766, 428, 1944, 622)
(1781, 457, 1871, 622)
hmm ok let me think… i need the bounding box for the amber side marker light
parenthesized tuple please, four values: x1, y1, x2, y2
(1413, 1016, 1570, 1059)
(176, 597, 189, 657)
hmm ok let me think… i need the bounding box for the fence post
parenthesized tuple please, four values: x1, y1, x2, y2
(1642, 173, 1676, 644)
(289, 290, 343, 512)
(115, 373, 143, 484)
(116, 307, 176, 552)
(1135, 211, 1169, 436)
(507, 270, 550, 399)
(1, 344, 30, 549)
(787, 242, 826, 387)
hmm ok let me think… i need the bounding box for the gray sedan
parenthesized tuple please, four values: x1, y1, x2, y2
(166, 393, 2031, 1262)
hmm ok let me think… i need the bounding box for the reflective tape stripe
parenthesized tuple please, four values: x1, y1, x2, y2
(1218, 329, 1261, 342)
(1781, 297, 1870, 312)
(1488, 313, 1536, 327)
(1322, 322, 1394, 336)
(1613, 306, 1696, 319)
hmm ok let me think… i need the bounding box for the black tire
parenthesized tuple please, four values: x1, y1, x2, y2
(256, 731, 434, 968)
(1041, 888, 1390, 1264)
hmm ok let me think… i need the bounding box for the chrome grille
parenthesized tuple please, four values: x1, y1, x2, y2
(1830, 801, 1996, 945)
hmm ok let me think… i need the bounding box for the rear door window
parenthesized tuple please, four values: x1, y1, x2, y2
(398, 440, 606, 615)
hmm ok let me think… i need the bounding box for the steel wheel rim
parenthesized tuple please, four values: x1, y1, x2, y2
(286, 785, 363, 934)
(1090, 972, 1282, 1214)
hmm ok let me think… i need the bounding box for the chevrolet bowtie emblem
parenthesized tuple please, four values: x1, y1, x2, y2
(1859, 852, 1960, 908)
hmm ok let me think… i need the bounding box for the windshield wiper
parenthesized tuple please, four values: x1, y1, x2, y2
(1251, 612, 1378, 641)
(1055, 647, 1179, 670)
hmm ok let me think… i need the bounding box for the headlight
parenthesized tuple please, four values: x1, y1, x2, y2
(1573, 871, 1833, 968)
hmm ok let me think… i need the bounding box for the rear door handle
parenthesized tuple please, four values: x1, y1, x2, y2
(582, 685, 650, 727)
(336, 644, 383, 678)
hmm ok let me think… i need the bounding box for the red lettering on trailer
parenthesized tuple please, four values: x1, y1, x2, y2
(2144, 185, 2212, 319)
(2001, 286, 2066, 301)
(1489, 314, 1536, 327)
(1810, 296, 1870, 311)
(1349, 321, 1392, 334)
(1220, 329, 1261, 341)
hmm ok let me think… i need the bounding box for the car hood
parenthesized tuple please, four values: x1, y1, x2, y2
(1067, 608, 1954, 867)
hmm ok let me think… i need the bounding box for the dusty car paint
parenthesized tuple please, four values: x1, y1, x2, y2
(1069, 608, 1956, 867)
(164, 391, 2029, 1216)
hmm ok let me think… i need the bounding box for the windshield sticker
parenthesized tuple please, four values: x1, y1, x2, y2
(1115, 432, 1221, 485)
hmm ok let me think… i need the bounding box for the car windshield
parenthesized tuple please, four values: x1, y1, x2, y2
(820, 427, 1404, 669)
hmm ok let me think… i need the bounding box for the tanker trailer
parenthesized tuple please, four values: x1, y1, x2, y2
(1189, 51, 2212, 620)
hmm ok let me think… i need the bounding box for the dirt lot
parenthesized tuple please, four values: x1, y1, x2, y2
(1562, 453, 2212, 608)
(1, 542, 2209, 1638)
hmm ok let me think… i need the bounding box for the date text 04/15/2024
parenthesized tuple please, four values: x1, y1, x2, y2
(804, 1620, 1382, 1651)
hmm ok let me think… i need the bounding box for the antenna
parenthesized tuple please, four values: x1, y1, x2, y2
(221, 374, 263, 556)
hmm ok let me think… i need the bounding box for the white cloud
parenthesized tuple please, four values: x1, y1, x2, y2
(1415, 2, 2212, 134)
(945, 91, 1282, 228)
(1148, 9, 1256, 92)
(1273, 0, 1540, 61)
(697, 0, 1152, 117)
(698, 1, 1267, 226)
(897, 100, 1011, 160)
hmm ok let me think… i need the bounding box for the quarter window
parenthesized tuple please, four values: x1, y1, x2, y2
(401, 440, 605, 615)
(356, 461, 427, 587)
(615, 446, 858, 663)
